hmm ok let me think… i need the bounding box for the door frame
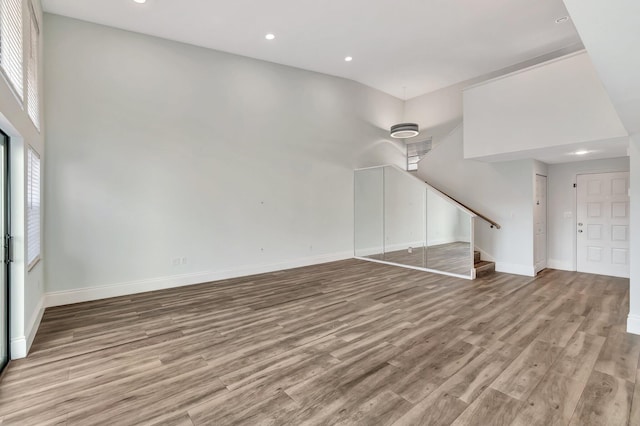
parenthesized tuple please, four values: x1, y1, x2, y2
(0, 128, 10, 376)
(574, 171, 630, 277)
(534, 174, 548, 274)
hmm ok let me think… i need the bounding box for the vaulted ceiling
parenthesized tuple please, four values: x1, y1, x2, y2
(42, 0, 582, 99)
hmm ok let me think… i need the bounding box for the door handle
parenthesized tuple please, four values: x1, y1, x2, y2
(4, 235, 13, 264)
(578, 230, 583, 233)
(578, 223, 583, 226)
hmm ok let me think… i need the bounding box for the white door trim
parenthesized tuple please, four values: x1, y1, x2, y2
(534, 174, 547, 274)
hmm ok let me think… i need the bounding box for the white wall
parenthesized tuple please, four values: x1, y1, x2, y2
(564, 0, 640, 134)
(404, 82, 468, 149)
(384, 166, 426, 249)
(403, 47, 584, 151)
(427, 190, 467, 246)
(629, 135, 640, 333)
(463, 52, 628, 161)
(546, 157, 629, 272)
(354, 168, 384, 256)
(417, 125, 537, 276)
(43, 14, 405, 304)
(456, 209, 471, 243)
(0, 0, 45, 358)
(354, 165, 469, 257)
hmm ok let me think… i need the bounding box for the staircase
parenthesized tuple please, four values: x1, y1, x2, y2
(355, 165, 501, 281)
(474, 250, 495, 278)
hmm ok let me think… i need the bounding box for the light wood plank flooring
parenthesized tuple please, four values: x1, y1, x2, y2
(1, 259, 638, 425)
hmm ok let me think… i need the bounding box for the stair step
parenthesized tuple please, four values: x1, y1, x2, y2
(474, 250, 481, 263)
(474, 260, 495, 278)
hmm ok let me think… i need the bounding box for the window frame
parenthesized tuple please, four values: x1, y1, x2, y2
(26, 1, 39, 130)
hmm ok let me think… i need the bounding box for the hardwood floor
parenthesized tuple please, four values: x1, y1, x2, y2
(1, 259, 638, 425)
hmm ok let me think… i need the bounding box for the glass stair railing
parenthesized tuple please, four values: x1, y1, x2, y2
(354, 165, 496, 279)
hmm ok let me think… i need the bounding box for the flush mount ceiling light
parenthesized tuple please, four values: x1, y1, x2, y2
(265, 33, 275, 40)
(390, 123, 420, 139)
(574, 150, 590, 155)
(555, 16, 569, 24)
(133, 0, 146, 3)
(345, 56, 353, 62)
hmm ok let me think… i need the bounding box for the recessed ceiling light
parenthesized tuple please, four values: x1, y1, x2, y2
(265, 33, 275, 40)
(133, 0, 146, 3)
(555, 16, 569, 24)
(574, 150, 590, 155)
(345, 56, 353, 62)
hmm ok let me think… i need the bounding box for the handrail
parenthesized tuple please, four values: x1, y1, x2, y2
(426, 181, 501, 229)
(354, 164, 501, 229)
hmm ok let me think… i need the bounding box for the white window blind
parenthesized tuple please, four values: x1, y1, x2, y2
(27, 147, 40, 267)
(27, 4, 38, 129)
(0, 0, 23, 100)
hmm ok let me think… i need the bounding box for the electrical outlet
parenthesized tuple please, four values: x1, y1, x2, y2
(181, 257, 187, 265)
(172, 258, 180, 266)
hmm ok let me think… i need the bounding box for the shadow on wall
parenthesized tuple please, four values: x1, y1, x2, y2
(354, 138, 406, 170)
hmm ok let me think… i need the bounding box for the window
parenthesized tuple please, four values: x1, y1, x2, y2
(27, 146, 40, 268)
(406, 138, 432, 171)
(0, 0, 23, 100)
(27, 3, 38, 129)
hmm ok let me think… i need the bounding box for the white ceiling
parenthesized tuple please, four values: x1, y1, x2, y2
(564, 0, 640, 134)
(42, 0, 582, 99)
(475, 137, 630, 164)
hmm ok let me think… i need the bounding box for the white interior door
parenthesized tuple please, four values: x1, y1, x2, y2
(534, 174, 547, 273)
(576, 172, 630, 278)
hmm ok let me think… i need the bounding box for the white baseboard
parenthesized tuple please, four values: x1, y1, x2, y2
(426, 238, 458, 246)
(11, 296, 45, 359)
(26, 296, 45, 353)
(355, 242, 422, 257)
(10, 336, 27, 359)
(628, 314, 640, 335)
(355, 240, 460, 257)
(45, 251, 352, 308)
(355, 246, 383, 257)
(495, 262, 536, 277)
(547, 259, 574, 271)
(455, 236, 471, 244)
(385, 241, 430, 252)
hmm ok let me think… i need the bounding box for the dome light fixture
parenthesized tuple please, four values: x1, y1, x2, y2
(390, 123, 420, 139)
